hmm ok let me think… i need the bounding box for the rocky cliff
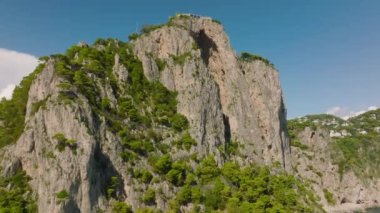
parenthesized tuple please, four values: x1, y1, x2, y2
(289, 112, 380, 212)
(133, 16, 291, 169)
(0, 14, 320, 213)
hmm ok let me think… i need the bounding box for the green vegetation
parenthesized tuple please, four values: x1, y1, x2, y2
(0, 37, 324, 212)
(154, 58, 166, 71)
(142, 188, 156, 205)
(170, 52, 192, 66)
(52, 133, 77, 153)
(167, 14, 190, 26)
(140, 24, 164, 34)
(30, 97, 49, 116)
(165, 158, 322, 212)
(331, 109, 380, 179)
(170, 113, 189, 132)
(101, 98, 111, 111)
(51, 39, 191, 166)
(0, 170, 37, 212)
(112, 201, 133, 213)
(192, 42, 199, 50)
(323, 189, 336, 205)
(288, 114, 345, 138)
(239, 52, 274, 67)
(73, 69, 100, 106)
(291, 139, 309, 150)
(166, 161, 189, 186)
(287, 119, 317, 150)
(225, 140, 239, 155)
(289, 111, 380, 180)
(58, 91, 77, 105)
(348, 109, 380, 132)
(152, 154, 172, 174)
(212, 19, 222, 25)
(173, 132, 197, 150)
(195, 156, 220, 184)
(133, 169, 153, 184)
(287, 117, 318, 132)
(332, 134, 380, 180)
(56, 190, 69, 200)
(107, 176, 121, 199)
(128, 33, 139, 41)
(136, 208, 159, 213)
(0, 63, 45, 148)
(149, 156, 319, 212)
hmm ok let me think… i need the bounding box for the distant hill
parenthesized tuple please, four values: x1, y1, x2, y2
(288, 110, 380, 211)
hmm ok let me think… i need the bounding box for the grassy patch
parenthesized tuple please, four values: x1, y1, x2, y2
(56, 190, 69, 200)
(140, 24, 164, 34)
(239, 52, 274, 67)
(154, 58, 166, 71)
(30, 97, 49, 116)
(323, 188, 336, 205)
(52, 133, 77, 153)
(170, 52, 192, 66)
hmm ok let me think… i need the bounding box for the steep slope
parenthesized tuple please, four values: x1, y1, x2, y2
(0, 14, 320, 212)
(289, 111, 380, 212)
(133, 15, 290, 169)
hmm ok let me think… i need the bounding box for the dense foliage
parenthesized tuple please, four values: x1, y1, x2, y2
(133, 156, 322, 212)
(112, 201, 133, 213)
(0, 170, 37, 212)
(0, 63, 45, 148)
(163, 158, 322, 213)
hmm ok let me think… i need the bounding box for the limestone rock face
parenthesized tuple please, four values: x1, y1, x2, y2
(133, 16, 290, 169)
(3, 62, 107, 212)
(0, 15, 291, 212)
(293, 127, 380, 212)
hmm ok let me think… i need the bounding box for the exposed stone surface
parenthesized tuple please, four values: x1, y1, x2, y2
(293, 127, 380, 212)
(133, 16, 290, 169)
(0, 15, 291, 212)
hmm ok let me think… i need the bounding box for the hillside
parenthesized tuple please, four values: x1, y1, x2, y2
(0, 14, 324, 213)
(288, 110, 380, 212)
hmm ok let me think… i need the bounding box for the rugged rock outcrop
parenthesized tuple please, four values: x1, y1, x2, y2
(0, 14, 292, 212)
(292, 126, 380, 212)
(133, 16, 290, 169)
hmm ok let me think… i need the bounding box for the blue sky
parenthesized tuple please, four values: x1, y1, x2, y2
(0, 0, 379, 118)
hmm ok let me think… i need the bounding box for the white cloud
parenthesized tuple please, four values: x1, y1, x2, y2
(0, 48, 39, 99)
(368, 106, 378, 111)
(326, 106, 379, 120)
(326, 106, 343, 115)
(0, 84, 16, 100)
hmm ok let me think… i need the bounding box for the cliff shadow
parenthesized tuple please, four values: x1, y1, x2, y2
(191, 29, 217, 66)
(88, 143, 126, 209)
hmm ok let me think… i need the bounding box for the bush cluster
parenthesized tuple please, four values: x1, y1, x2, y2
(0, 63, 45, 148)
(0, 170, 37, 212)
(239, 52, 274, 67)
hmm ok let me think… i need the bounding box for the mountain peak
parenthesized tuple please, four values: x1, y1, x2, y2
(0, 15, 321, 212)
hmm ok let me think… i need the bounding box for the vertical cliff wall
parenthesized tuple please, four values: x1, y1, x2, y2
(134, 15, 291, 169)
(0, 15, 293, 212)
